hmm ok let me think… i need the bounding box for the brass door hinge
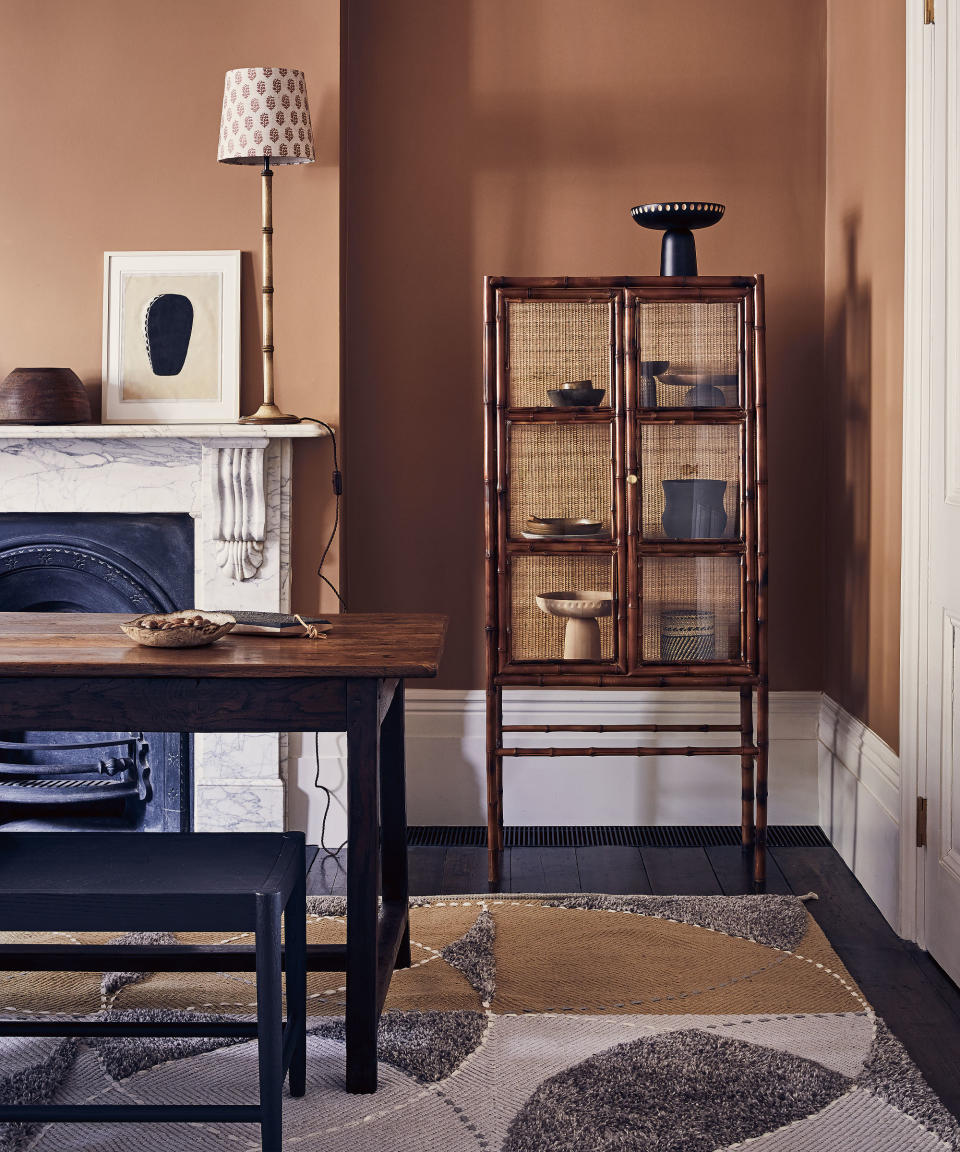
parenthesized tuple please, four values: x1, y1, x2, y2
(917, 796, 928, 848)
(925, 0, 935, 25)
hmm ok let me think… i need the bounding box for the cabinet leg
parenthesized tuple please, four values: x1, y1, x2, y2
(754, 683, 769, 889)
(740, 686, 755, 853)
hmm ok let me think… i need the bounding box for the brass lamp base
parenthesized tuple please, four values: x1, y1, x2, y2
(239, 403, 300, 425)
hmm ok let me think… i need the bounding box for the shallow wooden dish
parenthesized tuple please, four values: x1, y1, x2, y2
(120, 610, 236, 648)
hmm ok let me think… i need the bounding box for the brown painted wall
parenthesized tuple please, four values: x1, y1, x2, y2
(344, 0, 828, 689)
(823, 0, 904, 750)
(0, 0, 341, 612)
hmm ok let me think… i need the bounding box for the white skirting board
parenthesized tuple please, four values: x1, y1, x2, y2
(287, 689, 821, 850)
(817, 695, 901, 931)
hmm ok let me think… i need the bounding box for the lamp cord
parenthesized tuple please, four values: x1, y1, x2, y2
(298, 417, 346, 611)
(300, 416, 348, 862)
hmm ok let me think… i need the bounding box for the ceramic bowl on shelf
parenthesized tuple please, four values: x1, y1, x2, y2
(120, 610, 236, 649)
(547, 382, 606, 408)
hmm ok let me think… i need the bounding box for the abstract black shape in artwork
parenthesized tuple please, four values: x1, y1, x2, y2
(144, 294, 194, 376)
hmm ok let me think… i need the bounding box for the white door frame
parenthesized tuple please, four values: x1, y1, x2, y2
(900, 0, 942, 945)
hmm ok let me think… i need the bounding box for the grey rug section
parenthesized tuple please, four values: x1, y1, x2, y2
(502, 1028, 849, 1152)
(542, 894, 810, 951)
(0, 1038, 76, 1152)
(100, 930, 180, 999)
(441, 910, 496, 1002)
(311, 1010, 488, 1083)
(306, 895, 347, 918)
(858, 1020, 960, 1148)
(94, 1009, 247, 1080)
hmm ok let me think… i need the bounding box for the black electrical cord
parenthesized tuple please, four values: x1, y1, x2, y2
(298, 416, 346, 611)
(300, 417, 348, 861)
(314, 730, 348, 863)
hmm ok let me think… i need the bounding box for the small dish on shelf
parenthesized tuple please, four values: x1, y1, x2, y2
(120, 610, 236, 649)
(524, 517, 605, 538)
(547, 382, 606, 408)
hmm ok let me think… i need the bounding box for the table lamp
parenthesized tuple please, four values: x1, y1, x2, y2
(218, 67, 315, 424)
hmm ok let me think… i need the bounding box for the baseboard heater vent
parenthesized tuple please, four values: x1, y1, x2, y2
(406, 825, 830, 849)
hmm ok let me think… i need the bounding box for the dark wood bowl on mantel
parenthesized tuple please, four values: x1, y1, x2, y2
(0, 367, 92, 424)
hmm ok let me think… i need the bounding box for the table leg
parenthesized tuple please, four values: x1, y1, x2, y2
(379, 680, 411, 968)
(285, 846, 307, 1098)
(346, 679, 380, 1094)
(255, 892, 284, 1151)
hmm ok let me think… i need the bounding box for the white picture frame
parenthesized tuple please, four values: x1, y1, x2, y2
(102, 250, 241, 423)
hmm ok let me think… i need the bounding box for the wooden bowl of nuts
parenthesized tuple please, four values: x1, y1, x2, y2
(120, 610, 236, 648)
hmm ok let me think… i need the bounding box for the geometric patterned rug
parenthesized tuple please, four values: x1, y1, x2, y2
(1, 893, 957, 1151)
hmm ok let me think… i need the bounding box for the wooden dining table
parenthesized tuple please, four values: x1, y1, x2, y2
(0, 610, 447, 1093)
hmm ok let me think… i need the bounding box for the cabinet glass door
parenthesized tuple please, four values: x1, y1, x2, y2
(507, 421, 615, 542)
(505, 553, 619, 667)
(635, 299, 742, 409)
(641, 556, 743, 664)
(505, 297, 616, 411)
(639, 424, 742, 542)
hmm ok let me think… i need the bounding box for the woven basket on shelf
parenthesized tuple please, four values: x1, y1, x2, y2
(641, 555, 740, 663)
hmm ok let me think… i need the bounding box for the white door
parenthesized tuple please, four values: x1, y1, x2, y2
(910, 0, 960, 982)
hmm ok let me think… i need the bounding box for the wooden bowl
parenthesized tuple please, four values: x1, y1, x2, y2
(525, 517, 604, 536)
(121, 610, 236, 648)
(0, 368, 92, 424)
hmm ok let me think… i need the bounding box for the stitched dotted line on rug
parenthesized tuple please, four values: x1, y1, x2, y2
(483, 901, 873, 1018)
(276, 903, 499, 1147)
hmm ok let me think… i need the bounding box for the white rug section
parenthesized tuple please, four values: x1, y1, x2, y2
(723, 1088, 953, 1151)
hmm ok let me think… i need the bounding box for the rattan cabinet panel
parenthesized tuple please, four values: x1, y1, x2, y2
(506, 553, 618, 666)
(484, 275, 768, 889)
(507, 422, 615, 540)
(641, 555, 742, 663)
(505, 298, 615, 409)
(639, 424, 741, 541)
(636, 299, 741, 407)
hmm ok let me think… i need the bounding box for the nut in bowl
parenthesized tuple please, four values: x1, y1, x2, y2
(121, 611, 236, 649)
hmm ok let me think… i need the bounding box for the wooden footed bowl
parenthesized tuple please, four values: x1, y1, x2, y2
(0, 368, 92, 424)
(121, 611, 236, 648)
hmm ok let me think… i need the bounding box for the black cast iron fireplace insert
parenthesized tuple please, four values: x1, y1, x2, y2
(0, 513, 193, 831)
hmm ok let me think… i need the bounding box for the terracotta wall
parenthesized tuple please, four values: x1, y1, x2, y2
(0, 0, 341, 611)
(343, 0, 828, 689)
(823, 0, 905, 750)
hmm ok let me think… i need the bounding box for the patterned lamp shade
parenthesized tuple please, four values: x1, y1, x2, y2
(218, 67, 315, 164)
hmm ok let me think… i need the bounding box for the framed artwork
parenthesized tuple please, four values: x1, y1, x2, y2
(102, 251, 241, 423)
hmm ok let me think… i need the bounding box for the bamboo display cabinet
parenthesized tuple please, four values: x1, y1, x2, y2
(483, 275, 768, 886)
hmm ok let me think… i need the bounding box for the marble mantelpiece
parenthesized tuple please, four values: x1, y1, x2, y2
(0, 421, 325, 831)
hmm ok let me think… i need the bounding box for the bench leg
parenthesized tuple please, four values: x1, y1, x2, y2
(256, 892, 284, 1151)
(286, 850, 307, 1098)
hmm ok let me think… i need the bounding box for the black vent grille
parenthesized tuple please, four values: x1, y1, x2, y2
(406, 825, 830, 849)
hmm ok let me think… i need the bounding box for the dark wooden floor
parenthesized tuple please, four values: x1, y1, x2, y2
(308, 842, 960, 1120)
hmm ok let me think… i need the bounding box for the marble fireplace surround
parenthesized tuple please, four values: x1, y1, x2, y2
(0, 422, 325, 831)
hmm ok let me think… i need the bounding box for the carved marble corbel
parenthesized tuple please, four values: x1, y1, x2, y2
(215, 446, 266, 581)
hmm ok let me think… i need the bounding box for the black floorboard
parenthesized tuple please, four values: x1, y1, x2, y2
(640, 846, 722, 894)
(306, 840, 960, 1120)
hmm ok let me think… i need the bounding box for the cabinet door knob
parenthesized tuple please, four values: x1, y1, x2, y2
(626, 473, 638, 485)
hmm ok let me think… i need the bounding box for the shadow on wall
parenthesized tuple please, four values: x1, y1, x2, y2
(825, 214, 872, 719)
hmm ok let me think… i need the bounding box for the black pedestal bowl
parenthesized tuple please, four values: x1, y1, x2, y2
(630, 201, 725, 276)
